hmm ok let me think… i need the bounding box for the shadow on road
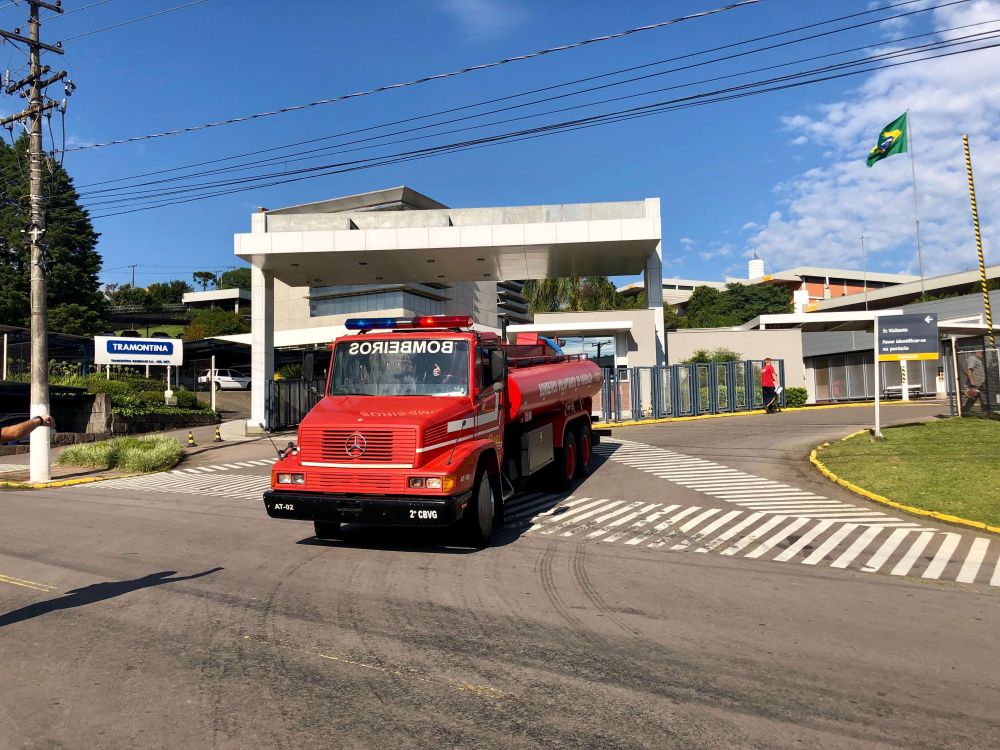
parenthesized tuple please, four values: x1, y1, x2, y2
(0, 568, 223, 628)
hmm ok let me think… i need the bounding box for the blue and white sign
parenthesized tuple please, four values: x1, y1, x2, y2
(94, 336, 184, 366)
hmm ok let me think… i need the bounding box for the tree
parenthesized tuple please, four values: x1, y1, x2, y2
(182, 308, 250, 341)
(146, 279, 191, 307)
(48, 303, 107, 337)
(104, 283, 149, 309)
(523, 276, 639, 313)
(682, 347, 743, 364)
(217, 267, 251, 290)
(685, 283, 791, 328)
(0, 135, 107, 330)
(192, 271, 217, 291)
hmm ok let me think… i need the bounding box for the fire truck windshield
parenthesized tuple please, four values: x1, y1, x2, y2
(329, 339, 470, 397)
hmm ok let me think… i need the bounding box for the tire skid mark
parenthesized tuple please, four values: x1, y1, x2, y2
(572, 543, 656, 647)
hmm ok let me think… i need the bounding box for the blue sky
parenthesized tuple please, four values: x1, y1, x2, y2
(2, 0, 996, 289)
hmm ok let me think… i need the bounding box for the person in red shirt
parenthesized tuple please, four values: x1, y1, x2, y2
(761, 358, 779, 413)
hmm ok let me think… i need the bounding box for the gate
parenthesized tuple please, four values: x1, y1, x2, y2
(267, 378, 326, 429)
(600, 360, 785, 424)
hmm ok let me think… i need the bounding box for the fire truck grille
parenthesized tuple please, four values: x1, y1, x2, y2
(308, 472, 404, 494)
(300, 428, 416, 464)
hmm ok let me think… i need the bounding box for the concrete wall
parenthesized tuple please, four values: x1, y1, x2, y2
(265, 201, 649, 233)
(667, 328, 809, 398)
(530, 309, 658, 367)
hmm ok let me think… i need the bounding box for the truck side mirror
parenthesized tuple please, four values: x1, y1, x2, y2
(490, 349, 506, 384)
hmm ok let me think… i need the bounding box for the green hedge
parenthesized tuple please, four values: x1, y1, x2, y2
(785, 387, 808, 408)
(57, 436, 183, 473)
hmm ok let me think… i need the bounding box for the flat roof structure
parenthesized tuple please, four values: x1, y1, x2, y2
(234, 187, 665, 430)
(812, 264, 1000, 311)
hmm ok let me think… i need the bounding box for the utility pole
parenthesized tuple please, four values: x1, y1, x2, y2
(1, 1, 69, 483)
(128, 263, 138, 287)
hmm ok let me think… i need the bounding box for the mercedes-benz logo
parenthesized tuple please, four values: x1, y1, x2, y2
(344, 432, 367, 458)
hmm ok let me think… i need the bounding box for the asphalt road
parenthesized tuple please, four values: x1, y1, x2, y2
(2, 401, 998, 749)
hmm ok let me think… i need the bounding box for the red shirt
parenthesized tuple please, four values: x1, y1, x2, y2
(761, 364, 776, 388)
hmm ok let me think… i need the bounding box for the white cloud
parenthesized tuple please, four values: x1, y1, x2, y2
(746, 1, 1000, 277)
(438, 0, 529, 39)
(679, 236, 695, 246)
(700, 243, 734, 261)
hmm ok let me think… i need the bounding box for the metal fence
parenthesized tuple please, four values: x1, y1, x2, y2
(267, 378, 326, 429)
(267, 360, 784, 429)
(951, 339, 999, 417)
(598, 360, 784, 423)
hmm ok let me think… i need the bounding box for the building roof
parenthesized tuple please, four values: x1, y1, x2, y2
(812, 264, 1000, 311)
(182, 288, 251, 304)
(263, 186, 448, 216)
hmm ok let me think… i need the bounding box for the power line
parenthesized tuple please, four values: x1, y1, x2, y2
(63, 0, 762, 151)
(73, 0, 970, 193)
(80, 28, 1000, 206)
(62, 0, 209, 41)
(80, 11, 991, 200)
(43, 0, 114, 21)
(82, 39, 1000, 219)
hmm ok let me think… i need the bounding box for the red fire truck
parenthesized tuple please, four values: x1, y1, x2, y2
(263, 315, 604, 547)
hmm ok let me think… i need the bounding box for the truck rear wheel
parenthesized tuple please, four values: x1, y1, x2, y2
(314, 520, 342, 541)
(550, 429, 578, 491)
(461, 471, 493, 548)
(574, 421, 593, 478)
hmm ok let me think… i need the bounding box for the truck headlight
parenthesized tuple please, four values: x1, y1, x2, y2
(409, 476, 443, 489)
(277, 473, 305, 485)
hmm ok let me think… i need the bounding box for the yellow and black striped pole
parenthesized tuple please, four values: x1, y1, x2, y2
(963, 134, 994, 348)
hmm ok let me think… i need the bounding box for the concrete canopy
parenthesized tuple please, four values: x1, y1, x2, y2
(234, 187, 665, 430)
(234, 189, 660, 286)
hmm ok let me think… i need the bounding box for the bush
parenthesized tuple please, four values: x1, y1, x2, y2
(174, 390, 202, 410)
(785, 387, 808, 408)
(57, 436, 183, 473)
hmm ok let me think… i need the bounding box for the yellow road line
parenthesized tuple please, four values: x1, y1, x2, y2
(810, 430, 1000, 537)
(594, 399, 935, 430)
(0, 472, 146, 490)
(0, 573, 59, 592)
(242, 634, 512, 701)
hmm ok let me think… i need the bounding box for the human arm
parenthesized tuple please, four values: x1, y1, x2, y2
(0, 415, 55, 443)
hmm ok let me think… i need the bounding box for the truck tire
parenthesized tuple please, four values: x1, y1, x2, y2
(314, 520, 342, 541)
(574, 421, 593, 478)
(550, 429, 578, 491)
(461, 470, 494, 548)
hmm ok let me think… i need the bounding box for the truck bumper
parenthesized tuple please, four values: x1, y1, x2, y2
(263, 489, 472, 527)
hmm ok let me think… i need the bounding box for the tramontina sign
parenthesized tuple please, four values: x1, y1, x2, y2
(94, 336, 184, 366)
(877, 314, 939, 362)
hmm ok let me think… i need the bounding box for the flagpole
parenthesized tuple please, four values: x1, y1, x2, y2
(906, 110, 927, 299)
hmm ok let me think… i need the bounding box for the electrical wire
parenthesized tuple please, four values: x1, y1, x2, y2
(72, 0, 971, 192)
(81, 39, 1000, 219)
(63, 0, 763, 151)
(62, 0, 209, 41)
(80, 13, 994, 200)
(43, 0, 114, 22)
(80, 28, 1000, 206)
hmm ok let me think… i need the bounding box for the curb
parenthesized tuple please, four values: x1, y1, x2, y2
(0, 472, 145, 490)
(594, 398, 934, 430)
(810, 430, 1000, 537)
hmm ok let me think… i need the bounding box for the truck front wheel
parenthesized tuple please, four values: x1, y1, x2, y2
(461, 471, 493, 548)
(550, 429, 578, 491)
(314, 520, 342, 541)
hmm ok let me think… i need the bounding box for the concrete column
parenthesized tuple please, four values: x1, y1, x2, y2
(247, 263, 274, 434)
(644, 198, 665, 366)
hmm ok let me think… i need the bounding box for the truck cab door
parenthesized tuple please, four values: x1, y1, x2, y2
(474, 347, 503, 445)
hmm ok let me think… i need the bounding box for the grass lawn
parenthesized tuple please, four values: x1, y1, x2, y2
(818, 418, 1000, 527)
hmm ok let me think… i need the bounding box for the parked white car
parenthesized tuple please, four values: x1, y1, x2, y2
(197, 369, 251, 390)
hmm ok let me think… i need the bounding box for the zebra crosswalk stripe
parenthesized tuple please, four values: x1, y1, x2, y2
(648, 508, 721, 550)
(772, 520, 835, 563)
(602, 505, 679, 543)
(695, 512, 766, 553)
(625, 506, 703, 547)
(801, 523, 859, 566)
(922, 533, 961, 579)
(830, 526, 883, 569)
(744, 518, 810, 559)
(890, 531, 936, 577)
(957, 537, 991, 584)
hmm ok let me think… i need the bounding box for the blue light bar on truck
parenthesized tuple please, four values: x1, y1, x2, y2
(344, 315, 474, 331)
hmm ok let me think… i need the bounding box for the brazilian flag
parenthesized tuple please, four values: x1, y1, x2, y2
(866, 112, 908, 167)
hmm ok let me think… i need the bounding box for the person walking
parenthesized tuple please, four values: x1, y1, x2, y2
(962, 350, 987, 413)
(761, 358, 779, 414)
(0, 414, 55, 443)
